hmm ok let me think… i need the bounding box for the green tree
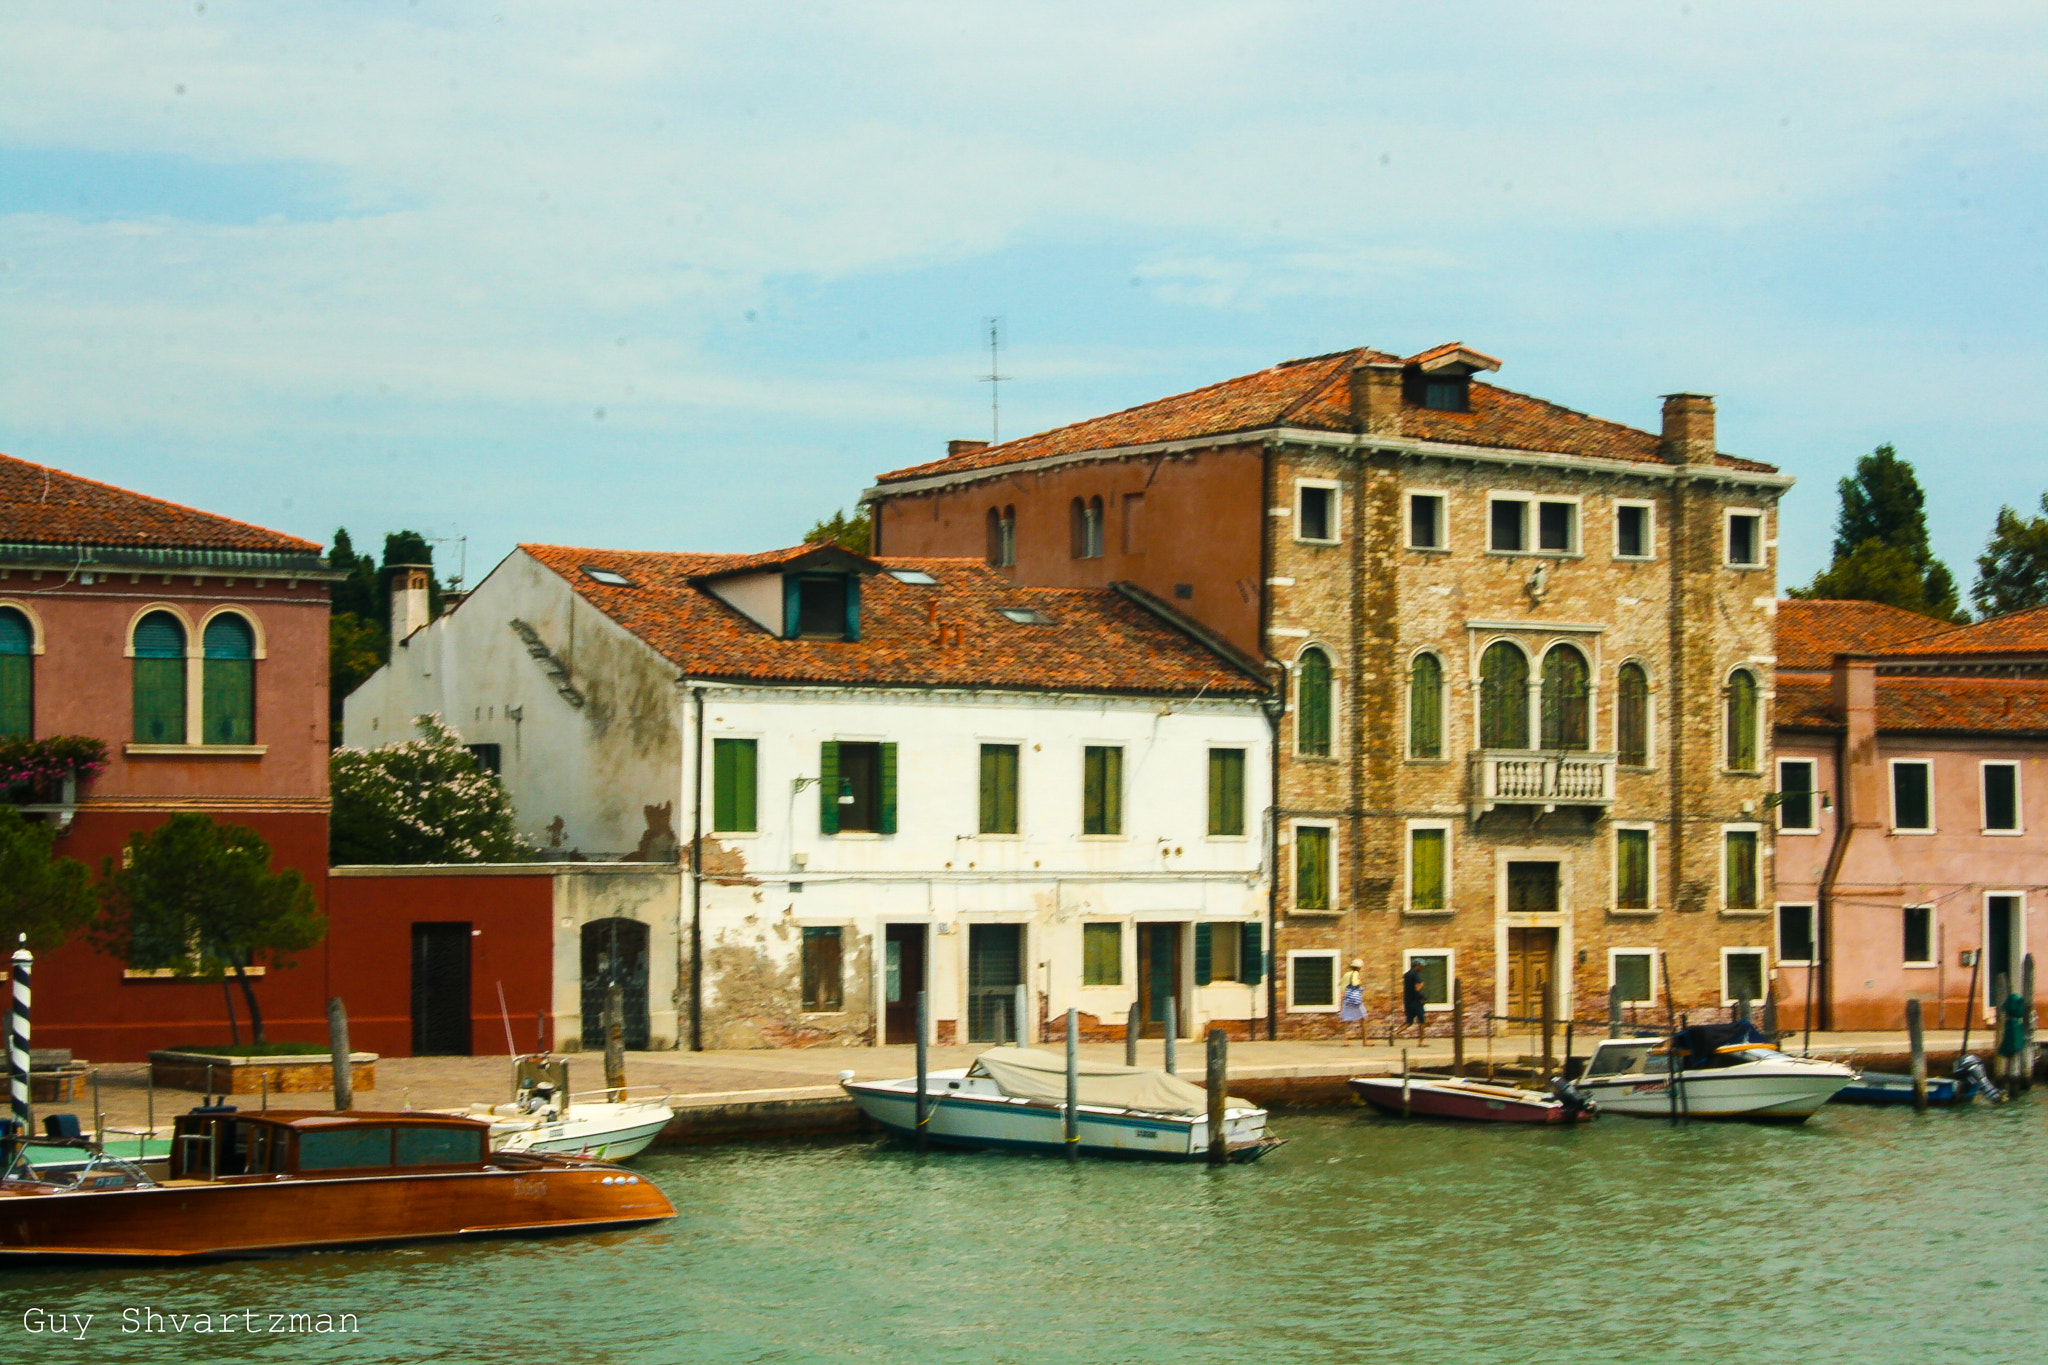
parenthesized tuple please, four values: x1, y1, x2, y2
(1972, 492, 2048, 619)
(0, 806, 98, 951)
(331, 715, 532, 865)
(97, 814, 325, 1045)
(1792, 444, 1964, 620)
(327, 528, 451, 740)
(804, 507, 871, 554)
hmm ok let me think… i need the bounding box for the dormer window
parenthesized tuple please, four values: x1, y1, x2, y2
(1422, 375, 1468, 412)
(789, 574, 858, 640)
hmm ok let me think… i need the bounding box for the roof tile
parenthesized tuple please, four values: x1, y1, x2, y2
(1774, 599, 1954, 672)
(0, 451, 317, 554)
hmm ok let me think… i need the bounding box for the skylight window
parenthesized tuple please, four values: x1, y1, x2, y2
(580, 565, 636, 587)
(999, 608, 1053, 625)
(888, 569, 938, 585)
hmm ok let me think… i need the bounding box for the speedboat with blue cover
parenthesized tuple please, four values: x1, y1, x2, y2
(1574, 1023, 1855, 1120)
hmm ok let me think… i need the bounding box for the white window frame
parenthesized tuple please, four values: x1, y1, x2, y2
(1889, 758, 1935, 834)
(1400, 948, 1456, 1012)
(1292, 643, 1339, 761)
(1724, 507, 1767, 568)
(1078, 919, 1126, 989)
(1611, 821, 1656, 915)
(1532, 494, 1583, 555)
(709, 732, 766, 838)
(1404, 819, 1453, 915)
(1607, 948, 1658, 1007)
(1719, 822, 1764, 914)
(1720, 947, 1769, 1007)
(1775, 903, 1817, 966)
(1486, 493, 1531, 554)
(1285, 949, 1341, 1012)
(1294, 479, 1341, 545)
(1406, 489, 1449, 551)
(1723, 666, 1764, 774)
(1612, 499, 1656, 560)
(1776, 757, 1819, 834)
(1288, 819, 1338, 915)
(1982, 890, 2027, 1007)
(1980, 760, 2022, 834)
(1902, 904, 1937, 968)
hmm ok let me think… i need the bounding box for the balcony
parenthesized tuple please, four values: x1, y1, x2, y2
(1468, 750, 1615, 819)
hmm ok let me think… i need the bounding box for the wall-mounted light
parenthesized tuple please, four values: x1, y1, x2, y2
(837, 778, 856, 806)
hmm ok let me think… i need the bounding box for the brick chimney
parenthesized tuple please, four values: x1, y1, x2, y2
(1348, 360, 1405, 438)
(389, 563, 432, 644)
(1659, 393, 1716, 465)
(1833, 653, 1882, 829)
(948, 439, 990, 459)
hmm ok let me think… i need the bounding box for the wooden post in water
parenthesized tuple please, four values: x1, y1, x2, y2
(914, 990, 929, 1152)
(1125, 1004, 1139, 1066)
(1959, 950, 1981, 1061)
(2022, 954, 2037, 1095)
(1014, 984, 1031, 1047)
(1401, 1049, 1411, 1119)
(1608, 983, 1623, 1040)
(1762, 987, 1778, 1042)
(1064, 1008, 1079, 1162)
(1907, 998, 1927, 1112)
(1205, 1028, 1228, 1167)
(326, 997, 352, 1112)
(603, 986, 627, 1101)
(1539, 979, 1555, 1083)
(1450, 979, 1465, 1078)
(1735, 996, 1750, 1028)
(1163, 998, 1178, 1075)
(1993, 971, 2012, 1091)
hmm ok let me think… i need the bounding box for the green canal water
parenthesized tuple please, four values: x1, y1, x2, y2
(5, 1100, 2047, 1364)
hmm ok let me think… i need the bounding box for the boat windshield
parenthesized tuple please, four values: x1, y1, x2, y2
(1582, 1044, 1670, 1079)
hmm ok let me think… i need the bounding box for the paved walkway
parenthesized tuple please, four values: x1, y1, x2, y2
(39, 1029, 1982, 1142)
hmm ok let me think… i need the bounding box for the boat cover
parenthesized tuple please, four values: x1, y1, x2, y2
(967, 1048, 1252, 1115)
(1672, 1021, 1768, 1068)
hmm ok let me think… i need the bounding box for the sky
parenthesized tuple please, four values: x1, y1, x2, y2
(3, 2, 2044, 599)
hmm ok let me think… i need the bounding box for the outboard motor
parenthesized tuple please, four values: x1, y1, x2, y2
(1954, 1053, 2006, 1104)
(1551, 1077, 1596, 1118)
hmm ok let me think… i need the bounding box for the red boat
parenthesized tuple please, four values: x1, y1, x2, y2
(1348, 1074, 1595, 1124)
(0, 1109, 675, 1260)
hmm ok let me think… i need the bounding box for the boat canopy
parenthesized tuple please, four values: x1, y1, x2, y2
(968, 1048, 1249, 1115)
(1672, 1022, 1769, 1068)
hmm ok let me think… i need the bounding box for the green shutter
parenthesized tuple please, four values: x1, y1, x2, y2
(0, 654, 29, 740)
(1208, 749, 1245, 836)
(979, 744, 1018, 835)
(1617, 828, 1650, 909)
(1297, 650, 1332, 755)
(783, 577, 801, 638)
(879, 742, 897, 834)
(1727, 671, 1758, 770)
(1082, 922, 1121, 986)
(818, 742, 840, 835)
(1104, 747, 1122, 835)
(133, 657, 186, 744)
(1411, 828, 1446, 911)
(1726, 830, 1757, 909)
(202, 658, 254, 744)
(1084, 746, 1124, 836)
(1194, 923, 1213, 985)
(714, 739, 758, 832)
(843, 574, 862, 642)
(1296, 827, 1329, 909)
(1240, 922, 1263, 986)
(1409, 653, 1442, 759)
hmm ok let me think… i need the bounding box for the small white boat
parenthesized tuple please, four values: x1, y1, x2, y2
(446, 1055, 674, 1162)
(1575, 1025, 1855, 1121)
(841, 1047, 1279, 1161)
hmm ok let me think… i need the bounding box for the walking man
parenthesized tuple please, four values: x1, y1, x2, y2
(1401, 960, 1428, 1041)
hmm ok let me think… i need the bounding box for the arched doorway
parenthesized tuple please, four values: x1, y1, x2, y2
(581, 918, 651, 1051)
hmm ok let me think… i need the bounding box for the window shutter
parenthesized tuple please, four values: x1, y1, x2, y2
(783, 577, 801, 639)
(1240, 923, 1263, 986)
(1194, 923, 1213, 985)
(0, 654, 28, 740)
(843, 574, 862, 642)
(202, 659, 254, 744)
(818, 742, 840, 835)
(879, 742, 897, 834)
(133, 658, 186, 744)
(1104, 747, 1122, 835)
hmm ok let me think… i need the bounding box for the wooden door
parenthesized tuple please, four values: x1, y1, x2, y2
(411, 923, 473, 1056)
(884, 924, 926, 1045)
(1136, 924, 1183, 1039)
(1505, 928, 1558, 1025)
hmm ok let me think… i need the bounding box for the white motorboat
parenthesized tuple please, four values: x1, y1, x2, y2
(1575, 1025, 1855, 1121)
(841, 1047, 1279, 1161)
(446, 1055, 674, 1162)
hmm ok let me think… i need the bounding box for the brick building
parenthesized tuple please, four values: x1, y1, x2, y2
(866, 344, 1792, 1034)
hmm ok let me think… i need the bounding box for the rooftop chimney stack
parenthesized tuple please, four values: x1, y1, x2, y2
(389, 564, 432, 644)
(1659, 393, 1716, 465)
(948, 439, 990, 459)
(1348, 360, 1406, 438)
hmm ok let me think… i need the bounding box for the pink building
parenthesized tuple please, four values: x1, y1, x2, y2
(1775, 600, 2048, 1031)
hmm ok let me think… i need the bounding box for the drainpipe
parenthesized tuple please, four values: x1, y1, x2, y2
(689, 684, 706, 1051)
(1814, 725, 1851, 1033)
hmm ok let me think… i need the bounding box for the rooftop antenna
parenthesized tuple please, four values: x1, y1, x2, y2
(979, 317, 1009, 445)
(427, 535, 468, 592)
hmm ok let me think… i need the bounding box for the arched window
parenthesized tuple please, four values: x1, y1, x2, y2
(1616, 662, 1649, 767)
(132, 611, 187, 744)
(1083, 497, 1104, 557)
(1540, 644, 1590, 751)
(1296, 647, 1333, 756)
(986, 507, 1003, 565)
(1479, 641, 1529, 749)
(0, 607, 32, 740)
(1408, 652, 1443, 759)
(202, 614, 256, 745)
(1725, 668, 1759, 770)
(999, 506, 1016, 566)
(1069, 498, 1087, 559)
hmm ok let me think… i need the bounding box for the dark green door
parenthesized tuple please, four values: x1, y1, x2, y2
(967, 923, 1023, 1043)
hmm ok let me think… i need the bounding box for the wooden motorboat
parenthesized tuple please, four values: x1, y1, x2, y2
(1347, 1073, 1595, 1123)
(1574, 1025, 1856, 1121)
(0, 1109, 675, 1260)
(841, 1047, 1280, 1161)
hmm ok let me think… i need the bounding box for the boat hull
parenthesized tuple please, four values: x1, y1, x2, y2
(843, 1080, 1273, 1161)
(1579, 1070, 1850, 1120)
(491, 1104, 674, 1161)
(1347, 1076, 1589, 1124)
(1831, 1072, 1963, 1106)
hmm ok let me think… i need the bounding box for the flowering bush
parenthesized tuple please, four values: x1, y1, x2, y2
(0, 735, 109, 797)
(330, 715, 533, 864)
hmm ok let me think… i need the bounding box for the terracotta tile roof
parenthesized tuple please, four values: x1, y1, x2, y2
(1774, 599, 1955, 672)
(1776, 675, 2048, 736)
(518, 543, 1267, 698)
(872, 346, 1778, 484)
(0, 451, 318, 554)
(1869, 603, 2048, 658)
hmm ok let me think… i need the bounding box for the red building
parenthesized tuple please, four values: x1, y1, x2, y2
(1, 452, 335, 1060)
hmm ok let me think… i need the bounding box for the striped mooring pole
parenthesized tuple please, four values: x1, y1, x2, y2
(8, 941, 30, 1134)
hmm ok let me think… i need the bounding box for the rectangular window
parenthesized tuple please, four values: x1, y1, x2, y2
(1615, 827, 1652, 910)
(801, 926, 843, 1011)
(979, 743, 1020, 835)
(1081, 922, 1122, 986)
(1724, 829, 1759, 910)
(299, 1127, 395, 1171)
(1082, 745, 1124, 836)
(1983, 762, 2020, 832)
(712, 738, 758, 833)
(465, 743, 502, 775)
(1207, 748, 1246, 837)
(1297, 483, 1337, 542)
(1121, 492, 1146, 554)
(1403, 950, 1452, 1011)
(1294, 825, 1332, 911)
(1615, 502, 1653, 559)
(1776, 758, 1817, 833)
(1195, 921, 1244, 984)
(1612, 950, 1655, 1007)
(1287, 951, 1337, 1009)
(1408, 825, 1447, 912)
(1489, 498, 1526, 552)
(1727, 512, 1763, 566)
(1722, 949, 1766, 1006)
(396, 1125, 485, 1168)
(1902, 905, 1934, 966)
(1778, 904, 1816, 964)
(1891, 760, 1932, 832)
(796, 575, 851, 638)
(1537, 500, 1576, 552)
(1408, 493, 1445, 549)
(820, 740, 895, 835)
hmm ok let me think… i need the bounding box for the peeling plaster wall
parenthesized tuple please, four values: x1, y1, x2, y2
(549, 868, 684, 1051)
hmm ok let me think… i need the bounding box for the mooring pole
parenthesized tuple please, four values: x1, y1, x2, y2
(1206, 1028, 1228, 1167)
(1163, 997, 1178, 1076)
(1762, 987, 1778, 1042)
(1960, 950, 1981, 1060)
(1540, 979, 1555, 1083)
(1064, 1008, 1079, 1162)
(1736, 995, 1751, 1028)
(1125, 1004, 1139, 1066)
(1014, 984, 1032, 1048)
(914, 990, 929, 1153)
(9, 942, 31, 1136)
(1993, 972, 2015, 1091)
(1907, 998, 1927, 1112)
(1451, 978, 1465, 1078)
(603, 985, 627, 1101)
(2021, 954, 2037, 1095)
(326, 996, 352, 1112)
(1608, 982, 1623, 1040)
(1401, 1048, 1411, 1119)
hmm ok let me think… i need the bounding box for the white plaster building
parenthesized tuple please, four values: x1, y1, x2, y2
(344, 542, 1273, 1049)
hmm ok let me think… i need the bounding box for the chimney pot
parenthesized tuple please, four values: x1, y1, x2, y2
(948, 439, 990, 459)
(1659, 393, 1716, 465)
(389, 563, 432, 643)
